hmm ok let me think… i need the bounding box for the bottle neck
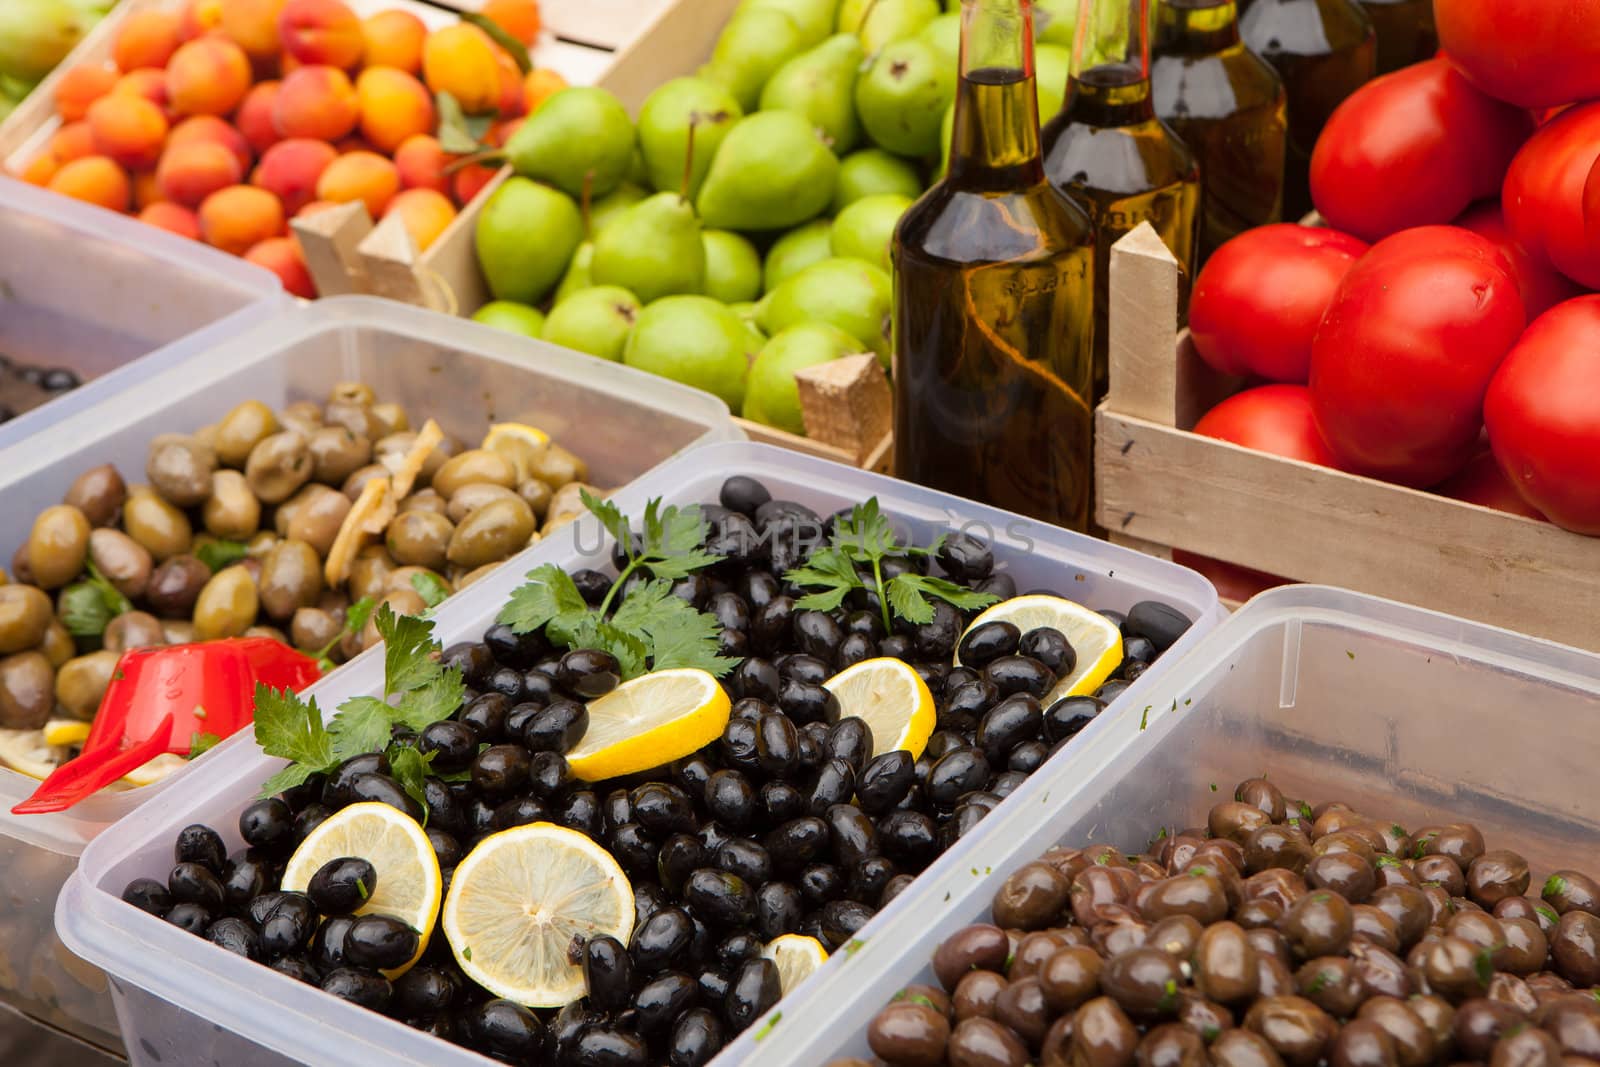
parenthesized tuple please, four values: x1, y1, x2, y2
(948, 0, 1046, 189)
(1154, 0, 1242, 54)
(1066, 0, 1155, 124)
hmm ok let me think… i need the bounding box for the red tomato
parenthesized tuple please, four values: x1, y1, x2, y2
(1309, 227, 1526, 487)
(1484, 296, 1600, 534)
(1192, 384, 1345, 468)
(1434, 452, 1548, 521)
(1503, 103, 1600, 290)
(1435, 0, 1600, 109)
(1454, 202, 1583, 320)
(1310, 59, 1532, 243)
(1588, 155, 1600, 259)
(1188, 225, 1368, 383)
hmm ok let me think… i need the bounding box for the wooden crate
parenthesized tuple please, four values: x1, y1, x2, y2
(1094, 223, 1600, 651)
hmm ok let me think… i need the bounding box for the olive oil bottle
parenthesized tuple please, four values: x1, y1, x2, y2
(892, 0, 1098, 532)
(1152, 0, 1287, 263)
(1042, 0, 1200, 404)
(1241, 0, 1374, 219)
(1359, 0, 1437, 74)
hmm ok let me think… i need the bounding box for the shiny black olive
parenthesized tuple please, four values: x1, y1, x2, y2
(659, 834, 706, 895)
(176, 824, 228, 876)
(826, 716, 873, 774)
(977, 693, 1044, 764)
(857, 751, 916, 815)
(938, 532, 994, 581)
(881, 874, 916, 907)
(492, 796, 548, 831)
(165, 902, 212, 934)
(467, 744, 528, 797)
(169, 861, 225, 911)
(632, 907, 695, 972)
(804, 758, 855, 817)
(559, 790, 603, 838)
(349, 772, 425, 822)
(557, 648, 621, 699)
(484, 666, 525, 700)
(41, 367, 79, 392)
(739, 570, 781, 611)
(570, 568, 612, 605)
(573, 1026, 648, 1066)
(418, 720, 479, 774)
(671, 574, 711, 608)
(603, 788, 632, 831)
(345, 914, 420, 970)
(990, 770, 1029, 798)
(851, 855, 899, 904)
(956, 621, 1021, 671)
(779, 678, 839, 725)
(733, 658, 781, 704)
(527, 750, 571, 799)
(879, 810, 941, 870)
(440, 642, 494, 688)
(920, 729, 963, 760)
(308, 856, 377, 914)
(878, 634, 913, 660)
(550, 1002, 601, 1063)
(458, 692, 511, 743)
(753, 597, 797, 653)
(1044, 695, 1105, 743)
(915, 661, 950, 693)
(718, 717, 760, 773)
(521, 670, 558, 705)
(984, 655, 1057, 699)
(122, 878, 173, 916)
(755, 711, 801, 778)
(720, 475, 772, 515)
(945, 802, 991, 845)
(947, 679, 1000, 724)
(293, 804, 333, 844)
(483, 621, 543, 668)
(222, 855, 268, 912)
(1123, 634, 1157, 664)
(1019, 627, 1077, 676)
(205, 916, 259, 959)
(824, 803, 879, 866)
(708, 512, 766, 569)
(977, 572, 1018, 599)
(1095, 678, 1132, 703)
(696, 965, 733, 1005)
(634, 971, 701, 1034)
(269, 955, 317, 983)
(706, 770, 757, 829)
(719, 628, 751, 658)
(465, 998, 544, 1061)
(837, 632, 876, 669)
(700, 820, 734, 857)
(709, 592, 751, 633)
(464, 796, 497, 836)
(631, 782, 698, 836)
(415, 780, 460, 837)
(522, 700, 588, 754)
(320, 967, 391, 1010)
(821, 899, 875, 950)
(731, 697, 769, 721)
(766, 816, 830, 872)
(686, 868, 756, 927)
(927, 747, 992, 810)
(394, 965, 461, 1017)
(752, 881, 803, 940)
(1125, 601, 1191, 652)
(584, 934, 634, 1011)
(427, 827, 463, 869)
(238, 799, 294, 854)
(793, 610, 844, 662)
(1122, 660, 1150, 682)
(726, 957, 783, 1029)
(633, 882, 670, 928)
(914, 602, 965, 660)
(309, 914, 357, 971)
(762, 781, 807, 824)
(801, 863, 847, 905)
(717, 838, 774, 886)
(777, 653, 827, 685)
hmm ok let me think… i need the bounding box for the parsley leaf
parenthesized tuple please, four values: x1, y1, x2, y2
(1473, 946, 1497, 988)
(329, 696, 398, 761)
(572, 617, 649, 680)
(196, 540, 249, 573)
(1544, 874, 1569, 899)
(387, 744, 436, 819)
(888, 573, 997, 624)
(637, 500, 719, 579)
(254, 684, 335, 797)
(187, 732, 222, 759)
(59, 581, 114, 637)
(581, 489, 632, 558)
(498, 563, 590, 635)
(312, 595, 376, 670)
(394, 668, 466, 732)
(85, 561, 133, 617)
(377, 606, 443, 695)
(410, 571, 451, 609)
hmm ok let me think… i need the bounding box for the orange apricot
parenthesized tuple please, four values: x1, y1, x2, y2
(47, 156, 131, 212)
(234, 81, 282, 156)
(113, 10, 183, 73)
(49, 121, 95, 163)
(198, 184, 286, 255)
(19, 153, 60, 186)
(166, 37, 252, 117)
(492, 48, 525, 118)
(244, 236, 316, 297)
(480, 0, 541, 46)
(523, 67, 566, 114)
(178, 0, 224, 41)
(167, 115, 252, 172)
(314, 150, 399, 217)
(86, 95, 170, 170)
(54, 65, 117, 123)
(272, 65, 358, 141)
(487, 116, 524, 148)
(157, 140, 243, 206)
(354, 66, 434, 153)
(452, 160, 498, 206)
(278, 0, 364, 69)
(383, 188, 455, 252)
(131, 168, 164, 209)
(252, 138, 337, 215)
(295, 198, 341, 218)
(220, 0, 288, 61)
(421, 24, 500, 114)
(139, 201, 201, 239)
(393, 133, 450, 194)
(111, 68, 171, 114)
(360, 10, 425, 74)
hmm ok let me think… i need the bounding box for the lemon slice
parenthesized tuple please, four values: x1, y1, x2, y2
(483, 422, 551, 483)
(121, 753, 189, 788)
(282, 802, 442, 976)
(0, 729, 64, 780)
(567, 668, 731, 782)
(955, 594, 1124, 705)
(442, 821, 634, 1007)
(762, 934, 828, 995)
(42, 720, 91, 747)
(822, 657, 935, 760)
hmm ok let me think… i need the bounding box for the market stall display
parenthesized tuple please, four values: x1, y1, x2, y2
(0, 0, 112, 124)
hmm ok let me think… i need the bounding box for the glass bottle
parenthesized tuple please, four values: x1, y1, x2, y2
(1358, 0, 1437, 74)
(1240, 0, 1375, 220)
(1042, 0, 1201, 405)
(892, 0, 1098, 532)
(1152, 0, 1287, 264)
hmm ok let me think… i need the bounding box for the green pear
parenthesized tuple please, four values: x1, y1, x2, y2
(756, 257, 892, 364)
(553, 242, 594, 305)
(919, 12, 959, 69)
(704, 8, 806, 112)
(590, 192, 705, 304)
(730, 302, 768, 354)
(1036, 43, 1070, 121)
(541, 286, 641, 363)
(851, 0, 940, 51)
(472, 300, 546, 338)
(697, 111, 839, 231)
(503, 87, 635, 199)
(589, 182, 648, 239)
(856, 37, 955, 158)
(476, 177, 583, 305)
(739, 0, 839, 47)
(1033, 0, 1078, 47)
(833, 148, 924, 211)
(624, 296, 750, 410)
(935, 101, 954, 180)
(831, 193, 913, 272)
(763, 219, 834, 292)
(703, 230, 763, 304)
(637, 77, 743, 200)
(758, 33, 864, 155)
(742, 322, 859, 433)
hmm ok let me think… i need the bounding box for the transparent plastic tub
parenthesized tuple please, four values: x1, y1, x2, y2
(56, 439, 1219, 1067)
(0, 175, 286, 451)
(735, 584, 1600, 1065)
(1, 294, 737, 1050)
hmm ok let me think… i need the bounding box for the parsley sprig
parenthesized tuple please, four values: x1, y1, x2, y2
(255, 605, 465, 809)
(784, 499, 999, 632)
(310, 596, 376, 673)
(60, 561, 132, 639)
(497, 492, 733, 680)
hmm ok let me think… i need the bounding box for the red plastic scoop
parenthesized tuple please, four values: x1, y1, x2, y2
(13, 638, 322, 815)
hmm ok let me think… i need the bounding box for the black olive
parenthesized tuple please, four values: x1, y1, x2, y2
(671, 574, 711, 608)
(857, 751, 916, 815)
(417, 720, 477, 775)
(394, 965, 461, 1017)
(878, 810, 941, 870)
(238, 798, 294, 854)
(696, 966, 733, 1005)
(927, 747, 992, 810)
(837, 632, 876, 669)
(632, 907, 695, 972)
(122, 877, 173, 916)
(984, 655, 1057, 699)
(733, 658, 782, 704)
(465, 998, 544, 1061)
(634, 971, 701, 1034)
(527, 750, 571, 799)
(603, 788, 633, 831)
(947, 679, 1000, 725)
(349, 772, 425, 822)
(270, 955, 317, 983)
(686, 868, 756, 927)
(978, 572, 1018, 600)
(464, 796, 497, 836)
(175, 824, 228, 876)
(709, 592, 751, 632)
(824, 803, 879, 866)
(706, 770, 757, 829)
(458, 692, 511, 742)
(571, 568, 612, 605)
(1043, 695, 1105, 743)
(726, 957, 783, 1029)
(801, 863, 847, 905)
(719, 628, 750, 658)
(821, 899, 875, 950)
(169, 861, 226, 911)
(492, 795, 548, 831)
(739, 571, 781, 611)
(910, 601, 963, 660)
(976, 693, 1044, 764)
(318, 966, 392, 1010)
(222, 855, 269, 912)
(584, 934, 634, 1011)
(777, 653, 827, 685)
(778, 678, 839, 726)
(716, 718, 758, 774)
(484, 666, 525, 700)
(558, 790, 603, 838)
(945, 802, 991, 844)
(483, 621, 543, 668)
(557, 648, 620, 699)
(1095, 678, 1133, 703)
(421, 778, 463, 836)
(881, 874, 916, 907)
(1122, 660, 1150, 682)
(471, 744, 531, 797)
(716, 932, 762, 970)
(631, 782, 698, 836)
(612, 823, 659, 875)
(753, 597, 797, 653)
(549, 1002, 601, 1063)
(308, 857, 377, 914)
(521, 699, 588, 755)
(754, 711, 800, 778)
(799, 758, 853, 818)
(826, 717, 873, 774)
(938, 532, 994, 581)
(755, 881, 806, 940)
(309, 914, 357, 971)
(1125, 601, 1192, 652)
(708, 512, 767, 570)
(165, 902, 212, 934)
(1123, 634, 1158, 664)
(794, 610, 844, 662)
(205, 916, 259, 959)
(521, 670, 558, 705)
(990, 770, 1028, 798)
(572, 1026, 647, 1066)
(1004, 740, 1047, 773)
(633, 883, 670, 928)
(720, 475, 772, 515)
(766, 817, 830, 873)
(421, 829, 461, 871)
(717, 838, 774, 886)
(762, 781, 807, 824)
(41, 367, 79, 392)
(345, 914, 420, 970)
(659, 834, 706, 894)
(851, 855, 899, 904)
(1019, 627, 1077, 676)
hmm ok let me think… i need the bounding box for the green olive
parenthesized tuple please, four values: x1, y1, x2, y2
(341, 463, 391, 502)
(359, 588, 427, 647)
(146, 434, 217, 508)
(285, 485, 351, 559)
(290, 606, 341, 654)
(455, 563, 500, 591)
(88, 528, 153, 599)
(123, 487, 193, 561)
(543, 482, 597, 533)
(324, 401, 381, 440)
(385, 510, 454, 570)
(278, 401, 323, 438)
(0, 652, 53, 729)
(56, 650, 120, 721)
(39, 620, 73, 668)
(447, 483, 521, 524)
(146, 555, 210, 617)
(370, 402, 409, 436)
(193, 564, 260, 640)
(387, 565, 448, 598)
(398, 489, 449, 518)
(527, 443, 588, 490)
(246, 530, 279, 559)
(308, 426, 372, 486)
(448, 496, 535, 569)
(8, 544, 31, 585)
(376, 431, 453, 485)
(28, 505, 91, 590)
(259, 539, 325, 622)
(245, 431, 313, 505)
(346, 545, 396, 603)
(329, 382, 376, 407)
(432, 449, 517, 498)
(0, 585, 52, 654)
(103, 611, 167, 654)
(162, 619, 196, 645)
(245, 624, 287, 643)
(64, 464, 127, 528)
(192, 423, 219, 452)
(518, 478, 553, 521)
(202, 470, 261, 541)
(213, 400, 280, 468)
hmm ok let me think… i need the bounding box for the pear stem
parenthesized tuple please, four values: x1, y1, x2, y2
(441, 148, 505, 176)
(680, 114, 699, 205)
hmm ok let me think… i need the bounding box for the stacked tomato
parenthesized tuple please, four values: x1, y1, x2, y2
(1187, 6, 1600, 539)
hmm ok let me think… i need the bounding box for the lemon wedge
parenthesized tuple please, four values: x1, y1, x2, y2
(0, 729, 63, 780)
(566, 668, 731, 782)
(121, 753, 188, 788)
(282, 802, 442, 976)
(955, 594, 1124, 705)
(482, 423, 551, 483)
(442, 822, 633, 1007)
(822, 657, 936, 760)
(42, 719, 91, 747)
(762, 933, 828, 995)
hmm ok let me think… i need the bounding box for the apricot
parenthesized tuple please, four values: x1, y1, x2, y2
(199, 184, 285, 255)
(234, 81, 282, 155)
(140, 202, 202, 239)
(86, 95, 169, 170)
(279, 0, 363, 69)
(244, 236, 316, 297)
(360, 10, 425, 74)
(315, 150, 399, 217)
(384, 188, 455, 252)
(47, 156, 131, 212)
(113, 10, 182, 73)
(452, 160, 498, 205)
(273, 65, 358, 141)
(296, 199, 340, 218)
(178, 0, 223, 41)
(19, 153, 59, 187)
(421, 24, 500, 114)
(492, 49, 525, 118)
(354, 67, 434, 153)
(157, 140, 243, 206)
(166, 37, 252, 117)
(252, 138, 336, 215)
(54, 65, 116, 123)
(49, 121, 95, 163)
(393, 133, 450, 194)
(167, 115, 252, 172)
(131, 168, 164, 209)
(487, 116, 524, 148)
(220, 0, 287, 61)
(480, 0, 541, 46)
(523, 67, 566, 114)
(111, 69, 171, 114)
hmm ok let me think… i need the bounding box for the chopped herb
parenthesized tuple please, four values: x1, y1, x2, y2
(1209, 783, 1218, 792)
(971, 867, 979, 876)
(844, 939, 866, 957)
(1203, 1026, 1221, 1042)
(1158, 978, 1179, 1011)
(356, 876, 370, 901)
(1307, 969, 1336, 995)
(1473, 945, 1500, 988)
(196, 539, 249, 573)
(1346, 650, 1355, 660)
(1311, 892, 1331, 904)
(311, 595, 376, 671)
(1390, 824, 1407, 839)
(1299, 801, 1314, 820)
(462, 946, 472, 961)
(1413, 832, 1439, 859)
(1095, 853, 1112, 866)
(187, 732, 222, 759)
(1544, 874, 1569, 899)
(1535, 905, 1560, 926)
(895, 992, 938, 1009)
(753, 1012, 782, 1041)
(1140, 705, 1152, 730)
(410, 571, 451, 609)
(1189, 865, 1211, 877)
(1375, 856, 1402, 869)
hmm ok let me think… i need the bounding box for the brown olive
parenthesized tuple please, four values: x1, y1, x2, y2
(1306, 851, 1377, 904)
(1243, 995, 1336, 1067)
(39, 620, 73, 668)
(1486, 973, 1540, 1016)
(0, 651, 53, 729)
(517, 478, 553, 521)
(56, 650, 119, 720)
(432, 449, 517, 498)
(290, 606, 341, 655)
(1245, 825, 1314, 876)
(1142, 872, 1229, 925)
(954, 970, 1008, 1021)
(1464, 851, 1531, 908)
(527, 442, 587, 489)
(1490, 1025, 1564, 1067)
(1036, 945, 1101, 1013)
(1413, 825, 1486, 868)
(1491, 917, 1549, 978)
(259, 540, 324, 622)
(1349, 939, 1414, 999)
(386, 566, 447, 599)
(1415, 855, 1467, 897)
(1312, 831, 1381, 867)
(123, 487, 193, 561)
(64, 464, 127, 527)
(1359, 997, 1439, 1066)
(1237, 899, 1285, 930)
(446, 482, 521, 524)
(1193, 920, 1260, 1005)
(936, 925, 1011, 992)
(285, 485, 351, 558)
(1133, 1022, 1207, 1067)
(146, 555, 210, 617)
(104, 611, 167, 654)
(1452, 997, 1522, 1061)
(1294, 955, 1365, 1016)
(245, 432, 313, 505)
(448, 497, 535, 570)
(867, 1001, 950, 1066)
(1146, 916, 1204, 961)
(0, 585, 53, 654)
(1407, 993, 1456, 1055)
(1094, 917, 1153, 959)
(1073, 866, 1137, 926)
(9, 543, 30, 585)
(346, 545, 396, 603)
(1280, 891, 1354, 960)
(1448, 909, 1507, 952)
(1350, 903, 1402, 952)
(1209, 801, 1273, 845)
(1311, 805, 1365, 838)
(1233, 777, 1287, 821)
(146, 434, 216, 508)
(1070, 996, 1140, 1067)
(1370, 885, 1433, 950)
(193, 565, 259, 640)
(1247, 926, 1294, 967)
(1246, 869, 1308, 913)
(245, 624, 287, 644)
(1041, 1015, 1074, 1067)
(1328, 1019, 1399, 1067)
(1257, 954, 1296, 998)
(386, 510, 455, 571)
(1551, 911, 1600, 986)
(993, 863, 1072, 931)
(995, 976, 1050, 1047)
(1543, 872, 1600, 918)
(1419, 934, 1493, 999)
(307, 426, 372, 486)
(369, 402, 408, 437)
(198, 469, 260, 542)
(1210, 1028, 1288, 1067)
(947, 1015, 1029, 1067)
(213, 400, 280, 468)
(323, 400, 381, 439)
(1101, 947, 1184, 1020)
(1007, 931, 1069, 981)
(398, 489, 450, 518)
(1543, 997, 1600, 1058)
(1174, 991, 1234, 1041)
(28, 504, 91, 589)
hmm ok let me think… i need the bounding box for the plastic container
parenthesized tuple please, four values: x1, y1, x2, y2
(0, 175, 286, 451)
(2, 294, 737, 1051)
(733, 584, 1600, 1065)
(56, 440, 1218, 1067)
